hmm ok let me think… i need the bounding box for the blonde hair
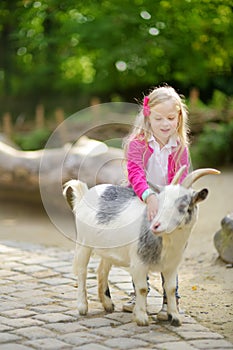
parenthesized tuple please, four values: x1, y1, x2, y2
(123, 85, 190, 157)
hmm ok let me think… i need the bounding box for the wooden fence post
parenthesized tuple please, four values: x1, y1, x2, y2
(90, 97, 101, 123)
(55, 107, 64, 125)
(2, 112, 13, 137)
(35, 104, 45, 129)
(55, 108, 68, 145)
(189, 88, 200, 108)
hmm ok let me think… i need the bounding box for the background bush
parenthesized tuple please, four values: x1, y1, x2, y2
(14, 128, 51, 151)
(191, 121, 233, 168)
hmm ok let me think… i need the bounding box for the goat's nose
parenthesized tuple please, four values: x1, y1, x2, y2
(152, 222, 160, 231)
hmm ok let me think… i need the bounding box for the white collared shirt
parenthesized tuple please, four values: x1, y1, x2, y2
(146, 135, 178, 186)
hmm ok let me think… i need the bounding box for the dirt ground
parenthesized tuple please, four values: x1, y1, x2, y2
(0, 168, 232, 343)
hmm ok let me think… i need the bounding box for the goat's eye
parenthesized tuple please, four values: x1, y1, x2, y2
(178, 203, 187, 213)
(175, 195, 190, 214)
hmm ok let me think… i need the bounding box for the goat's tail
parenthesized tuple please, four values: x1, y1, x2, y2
(63, 180, 88, 210)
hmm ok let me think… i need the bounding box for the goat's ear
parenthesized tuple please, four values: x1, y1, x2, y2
(64, 186, 74, 210)
(148, 181, 163, 194)
(192, 188, 208, 204)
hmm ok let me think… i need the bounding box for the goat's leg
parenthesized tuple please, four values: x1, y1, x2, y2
(131, 265, 149, 326)
(97, 258, 114, 312)
(162, 270, 181, 326)
(73, 245, 91, 315)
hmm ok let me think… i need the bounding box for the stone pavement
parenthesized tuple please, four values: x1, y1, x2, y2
(0, 240, 232, 350)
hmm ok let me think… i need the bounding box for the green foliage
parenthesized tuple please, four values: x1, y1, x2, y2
(14, 128, 51, 151)
(209, 90, 228, 110)
(104, 138, 123, 149)
(191, 121, 233, 167)
(0, 0, 232, 107)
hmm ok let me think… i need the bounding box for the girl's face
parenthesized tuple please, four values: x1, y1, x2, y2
(149, 100, 180, 147)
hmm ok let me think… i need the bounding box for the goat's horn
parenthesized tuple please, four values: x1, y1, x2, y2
(182, 168, 221, 188)
(170, 165, 187, 185)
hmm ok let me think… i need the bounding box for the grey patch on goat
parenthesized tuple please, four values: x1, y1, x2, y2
(175, 194, 196, 226)
(175, 195, 190, 214)
(185, 205, 197, 225)
(96, 186, 136, 224)
(137, 211, 163, 265)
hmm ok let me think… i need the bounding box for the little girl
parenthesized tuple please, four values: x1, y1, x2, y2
(122, 85, 190, 320)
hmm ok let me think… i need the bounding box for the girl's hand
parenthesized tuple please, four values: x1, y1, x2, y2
(146, 194, 158, 221)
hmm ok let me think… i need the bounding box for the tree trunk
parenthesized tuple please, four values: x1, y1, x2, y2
(0, 137, 126, 208)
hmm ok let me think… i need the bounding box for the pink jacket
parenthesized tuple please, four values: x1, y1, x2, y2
(126, 138, 190, 200)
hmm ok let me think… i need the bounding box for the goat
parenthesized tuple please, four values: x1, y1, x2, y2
(63, 166, 220, 326)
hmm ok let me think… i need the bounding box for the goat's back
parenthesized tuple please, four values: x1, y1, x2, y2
(74, 184, 145, 249)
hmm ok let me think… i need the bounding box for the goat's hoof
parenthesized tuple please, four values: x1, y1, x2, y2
(168, 314, 182, 327)
(79, 310, 87, 316)
(102, 297, 115, 313)
(134, 313, 149, 326)
(104, 303, 115, 313)
(78, 304, 88, 316)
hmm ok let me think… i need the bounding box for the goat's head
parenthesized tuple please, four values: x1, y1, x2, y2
(149, 166, 220, 234)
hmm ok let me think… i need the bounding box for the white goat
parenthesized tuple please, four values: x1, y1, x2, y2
(63, 166, 220, 326)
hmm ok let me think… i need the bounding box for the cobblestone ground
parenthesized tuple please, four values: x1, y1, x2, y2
(0, 241, 232, 350)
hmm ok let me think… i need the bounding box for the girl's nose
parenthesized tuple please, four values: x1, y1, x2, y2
(162, 118, 170, 126)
